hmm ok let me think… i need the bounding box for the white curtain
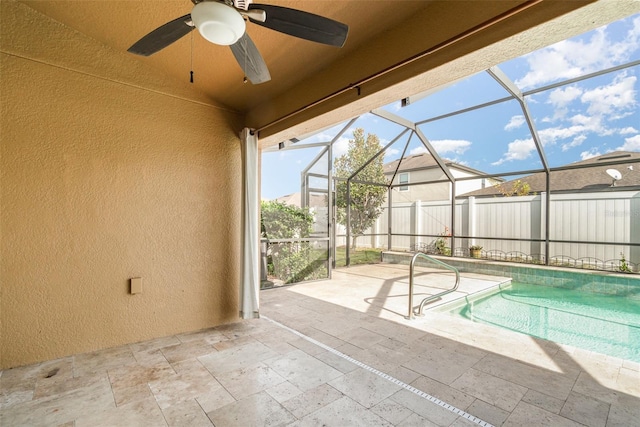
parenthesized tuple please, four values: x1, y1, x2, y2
(240, 128, 260, 319)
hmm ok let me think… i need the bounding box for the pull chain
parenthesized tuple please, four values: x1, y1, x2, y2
(243, 37, 248, 84)
(190, 30, 194, 83)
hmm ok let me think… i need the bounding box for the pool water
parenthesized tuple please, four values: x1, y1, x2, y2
(444, 282, 640, 362)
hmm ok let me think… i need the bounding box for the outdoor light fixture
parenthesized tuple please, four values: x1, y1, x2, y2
(191, 1, 246, 46)
(128, 0, 348, 85)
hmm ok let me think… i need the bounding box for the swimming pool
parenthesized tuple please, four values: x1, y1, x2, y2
(440, 282, 640, 362)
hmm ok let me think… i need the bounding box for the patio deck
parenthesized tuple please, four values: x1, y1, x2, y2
(275, 262, 510, 319)
(1, 264, 638, 426)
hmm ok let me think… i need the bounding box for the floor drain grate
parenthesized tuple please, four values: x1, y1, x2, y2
(263, 315, 494, 427)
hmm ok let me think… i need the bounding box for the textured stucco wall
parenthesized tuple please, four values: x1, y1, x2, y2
(1, 1, 244, 369)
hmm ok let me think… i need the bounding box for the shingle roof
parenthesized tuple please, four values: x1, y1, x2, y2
(383, 153, 488, 176)
(274, 192, 327, 208)
(383, 153, 439, 173)
(460, 151, 640, 197)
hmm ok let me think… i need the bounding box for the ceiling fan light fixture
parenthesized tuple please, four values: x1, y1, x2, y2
(191, 1, 246, 46)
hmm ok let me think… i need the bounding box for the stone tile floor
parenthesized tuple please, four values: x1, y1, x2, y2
(1, 264, 639, 426)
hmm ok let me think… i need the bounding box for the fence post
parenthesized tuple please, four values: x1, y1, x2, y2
(387, 187, 392, 251)
(415, 200, 422, 248)
(468, 196, 476, 249)
(540, 192, 547, 262)
(632, 195, 640, 271)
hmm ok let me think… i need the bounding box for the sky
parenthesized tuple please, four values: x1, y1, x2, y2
(262, 13, 640, 200)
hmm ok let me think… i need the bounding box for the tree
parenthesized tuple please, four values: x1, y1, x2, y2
(334, 128, 388, 249)
(494, 179, 535, 197)
(261, 200, 313, 240)
(260, 200, 326, 283)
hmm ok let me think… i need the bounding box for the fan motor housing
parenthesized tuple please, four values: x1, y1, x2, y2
(191, 1, 246, 45)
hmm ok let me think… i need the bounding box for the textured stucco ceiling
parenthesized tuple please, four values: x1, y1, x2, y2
(20, 0, 432, 111)
(17, 0, 640, 145)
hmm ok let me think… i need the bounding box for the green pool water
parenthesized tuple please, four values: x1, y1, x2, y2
(444, 282, 640, 362)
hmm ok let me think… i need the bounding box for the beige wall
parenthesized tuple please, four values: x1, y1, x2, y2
(387, 169, 450, 203)
(1, 2, 244, 369)
(387, 168, 497, 203)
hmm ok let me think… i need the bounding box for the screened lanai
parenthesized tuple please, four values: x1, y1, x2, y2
(261, 14, 640, 285)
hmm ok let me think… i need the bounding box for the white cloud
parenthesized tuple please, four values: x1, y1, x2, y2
(448, 158, 470, 166)
(546, 85, 583, 120)
(561, 135, 587, 151)
(581, 73, 637, 117)
(609, 15, 640, 63)
(569, 114, 594, 126)
(384, 148, 400, 159)
(580, 147, 602, 160)
(538, 122, 596, 145)
(408, 139, 471, 156)
(530, 71, 637, 154)
(492, 138, 535, 165)
(504, 115, 525, 131)
(409, 146, 427, 155)
(432, 139, 472, 154)
(332, 136, 351, 158)
(615, 134, 640, 151)
(516, 47, 587, 89)
(620, 126, 638, 135)
(548, 86, 583, 107)
(515, 17, 640, 89)
(329, 126, 361, 158)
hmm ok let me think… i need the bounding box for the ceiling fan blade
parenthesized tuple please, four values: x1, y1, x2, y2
(128, 14, 194, 56)
(247, 4, 348, 47)
(229, 33, 271, 84)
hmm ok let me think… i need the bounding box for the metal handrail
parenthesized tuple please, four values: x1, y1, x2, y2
(407, 252, 460, 319)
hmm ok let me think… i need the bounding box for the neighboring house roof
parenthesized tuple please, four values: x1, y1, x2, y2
(274, 192, 327, 208)
(460, 151, 640, 198)
(383, 153, 491, 177)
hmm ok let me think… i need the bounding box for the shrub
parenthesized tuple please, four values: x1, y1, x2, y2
(261, 201, 326, 283)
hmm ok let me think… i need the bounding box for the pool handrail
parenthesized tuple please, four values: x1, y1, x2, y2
(407, 252, 460, 319)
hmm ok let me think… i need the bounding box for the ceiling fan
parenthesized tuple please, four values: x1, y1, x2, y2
(128, 0, 349, 84)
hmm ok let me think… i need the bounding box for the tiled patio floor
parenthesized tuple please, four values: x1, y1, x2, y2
(1, 264, 639, 426)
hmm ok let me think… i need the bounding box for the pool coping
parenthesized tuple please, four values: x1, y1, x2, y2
(430, 280, 513, 313)
(382, 251, 640, 298)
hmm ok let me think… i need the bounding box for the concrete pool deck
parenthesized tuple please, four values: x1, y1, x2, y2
(273, 262, 510, 318)
(1, 263, 638, 426)
(262, 264, 639, 426)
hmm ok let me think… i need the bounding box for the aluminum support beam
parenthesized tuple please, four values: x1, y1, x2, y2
(346, 181, 351, 266)
(347, 128, 410, 182)
(414, 127, 456, 183)
(487, 66, 549, 173)
(371, 108, 417, 131)
(371, 108, 456, 184)
(328, 132, 334, 275)
(488, 65, 552, 263)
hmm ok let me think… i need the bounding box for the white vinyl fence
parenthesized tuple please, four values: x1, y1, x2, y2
(335, 190, 640, 267)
